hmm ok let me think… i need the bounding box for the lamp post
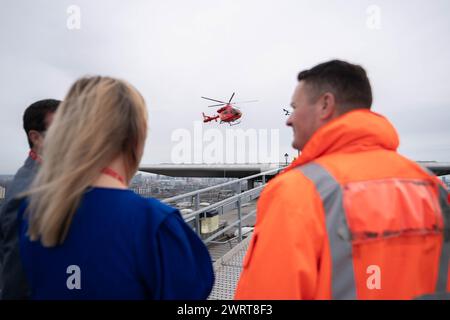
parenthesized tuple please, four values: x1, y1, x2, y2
(284, 153, 289, 165)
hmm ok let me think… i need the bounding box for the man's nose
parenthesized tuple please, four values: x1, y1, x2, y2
(286, 115, 293, 127)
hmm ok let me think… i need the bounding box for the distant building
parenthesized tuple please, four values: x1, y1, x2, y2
(0, 186, 5, 200)
(176, 201, 192, 209)
(442, 176, 450, 190)
(180, 208, 193, 215)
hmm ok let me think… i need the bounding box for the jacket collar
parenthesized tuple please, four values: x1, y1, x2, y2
(286, 109, 399, 170)
(24, 154, 39, 172)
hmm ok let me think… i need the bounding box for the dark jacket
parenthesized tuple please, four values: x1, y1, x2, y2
(0, 156, 38, 299)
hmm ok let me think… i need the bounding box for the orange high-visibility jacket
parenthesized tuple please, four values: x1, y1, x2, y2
(235, 110, 449, 300)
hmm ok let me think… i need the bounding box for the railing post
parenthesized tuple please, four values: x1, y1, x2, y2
(194, 194, 200, 211)
(237, 196, 242, 243)
(236, 180, 241, 209)
(194, 194, 200, 235)
(262, 175, 266, 184)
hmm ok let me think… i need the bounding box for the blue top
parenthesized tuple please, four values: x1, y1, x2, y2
(18, 187, 214, 300)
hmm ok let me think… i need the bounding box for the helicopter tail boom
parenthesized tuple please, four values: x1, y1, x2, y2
(202, 112, 219, 123)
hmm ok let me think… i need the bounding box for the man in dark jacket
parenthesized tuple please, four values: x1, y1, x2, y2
(0, 99, 60, 299)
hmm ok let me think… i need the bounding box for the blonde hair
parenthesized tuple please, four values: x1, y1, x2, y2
(26, 76, 148, 247)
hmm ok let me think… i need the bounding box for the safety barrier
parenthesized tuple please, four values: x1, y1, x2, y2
(162, 166, 285, 244)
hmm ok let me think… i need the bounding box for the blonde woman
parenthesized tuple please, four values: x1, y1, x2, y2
(17, 76, 214, 299)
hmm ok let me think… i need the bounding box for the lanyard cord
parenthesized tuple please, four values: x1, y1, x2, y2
(101, 167, 126, 185)
(29, 150, 42, 164)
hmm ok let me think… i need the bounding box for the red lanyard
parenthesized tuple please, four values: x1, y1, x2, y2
(29, 150, 42, 164)
(101, 167, 126, 185)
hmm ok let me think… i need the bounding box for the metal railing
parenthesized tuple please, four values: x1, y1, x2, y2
(162, 166, 286, 244)
(161, 167, 283, 204)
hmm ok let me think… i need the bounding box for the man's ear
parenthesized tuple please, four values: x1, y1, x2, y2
(319, 92, 337, 121)
(28, 130, 41, 148)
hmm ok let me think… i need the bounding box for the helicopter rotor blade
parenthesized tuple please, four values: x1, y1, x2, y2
(201, 96, 228, 104)
(229, 100, 259, 105)
(208, 103, 226, 107)
(228, 92, 235, 103)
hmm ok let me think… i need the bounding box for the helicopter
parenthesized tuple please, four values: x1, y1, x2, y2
(201, 92, 257, 126)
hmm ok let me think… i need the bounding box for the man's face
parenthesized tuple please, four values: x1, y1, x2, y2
(29, 112, 55, 154)
(286, 81, 322, 151)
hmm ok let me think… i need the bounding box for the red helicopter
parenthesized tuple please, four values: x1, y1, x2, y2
(201, 92, 257, 126)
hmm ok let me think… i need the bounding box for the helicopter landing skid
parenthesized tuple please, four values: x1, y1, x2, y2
(219, 120, 241, 126)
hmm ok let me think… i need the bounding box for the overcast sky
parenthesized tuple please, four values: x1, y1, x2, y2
(1, 0, 449, 174)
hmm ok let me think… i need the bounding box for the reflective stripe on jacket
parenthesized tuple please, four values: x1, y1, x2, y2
(235, 109, 450, 299)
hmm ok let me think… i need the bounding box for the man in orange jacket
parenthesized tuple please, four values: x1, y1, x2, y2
(235, 60, 449, 300)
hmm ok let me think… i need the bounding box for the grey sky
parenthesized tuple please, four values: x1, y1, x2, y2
(1, 0, 449, 174)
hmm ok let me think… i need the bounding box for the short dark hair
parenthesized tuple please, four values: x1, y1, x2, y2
(297, 60, 372, 111)
(23, 99, 60, 148)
